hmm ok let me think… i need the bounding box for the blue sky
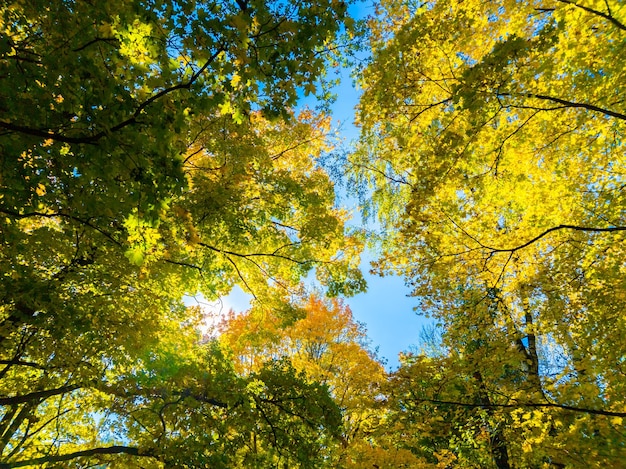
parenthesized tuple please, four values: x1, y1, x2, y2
(218, 2, 432, 369)
(324, 61, 430, 369)
(322, 4, 431, 368)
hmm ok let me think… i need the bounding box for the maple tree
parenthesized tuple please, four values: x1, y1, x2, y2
(352, 0, 626, 467)
(219, 292, 422, 468)
(0, 0, 364, 466)
(5, 0, 626, 466)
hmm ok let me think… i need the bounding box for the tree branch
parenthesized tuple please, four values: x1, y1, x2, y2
(163, 259, 204, 273)
(498, 92, 626, 121)
(0, 359, 46, 371)
(0, 208, 122, 246)
(0, 47, 225, 144)
(198, 242, 307, 265)
(483, 225, 626, 253)
(270, 137, 317, 161)
(72, 36, 119, 52)
(0, 403, 34, 455)
(408, 97, 454, 123)
(556, 0, 626, 32)
(0, 385, 80, 406)
(0, 445, 154, 468)
(414, 397, 626, 418)
(177, 389, 230, 408)
(98, 384, 233, 410)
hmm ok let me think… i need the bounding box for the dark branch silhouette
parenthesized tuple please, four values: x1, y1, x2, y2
(0, 209, 122, 246)
(0, 385, 80, 406)
(498, 92, 626, 121)
(0, 445, 154, 468)
(483, 225, 626, 253)
(72, 36, 119, 52)
(556, 0, 626, 32)
(198, 242, 307, 265)
(414, 397, 626, 418)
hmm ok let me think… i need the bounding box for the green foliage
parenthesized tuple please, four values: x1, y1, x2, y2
(0, 0, 362, 466)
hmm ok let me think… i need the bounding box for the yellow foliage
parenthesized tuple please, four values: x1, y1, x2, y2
(353, 0, 626, 466)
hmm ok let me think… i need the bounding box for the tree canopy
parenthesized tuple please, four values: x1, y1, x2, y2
(0, 0, 363, 466)
(2, 0, 626, 467)
(352, 0, 626, 466)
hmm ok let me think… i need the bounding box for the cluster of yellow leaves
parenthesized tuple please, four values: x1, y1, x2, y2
(218, 293, 408, 467)
(353, 0, 626, 466)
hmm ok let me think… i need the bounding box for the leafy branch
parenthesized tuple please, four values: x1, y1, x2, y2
(0, 47, 225, 144)
(482, 225, 626, 253)
(413, 397, 626, 418)
(556, 0, 626, 32)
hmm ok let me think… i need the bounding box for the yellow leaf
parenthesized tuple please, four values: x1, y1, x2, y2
(231, 73, 241, 88)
